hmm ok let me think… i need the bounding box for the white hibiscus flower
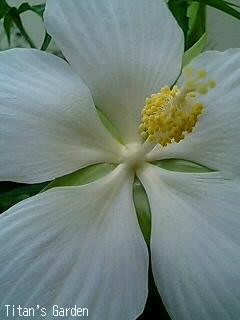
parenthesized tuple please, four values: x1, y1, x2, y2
(0, 1, 240, 320)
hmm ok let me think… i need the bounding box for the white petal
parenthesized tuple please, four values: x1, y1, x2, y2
(0, 166, 148, 320)
(138, 163, 240, 320)
(148, 49, 240, 176)
(0, 49, 124, 183)
(44, 0, 184, 144)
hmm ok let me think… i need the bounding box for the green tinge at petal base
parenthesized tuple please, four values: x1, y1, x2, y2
(153, 158, 214, 173)
(42, 163, 117, 191)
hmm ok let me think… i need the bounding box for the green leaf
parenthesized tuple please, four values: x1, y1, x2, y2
(31, 4, 45, 18)
(188, 1, 201, 31)
(0, 0, 10, 19)
(0, 183, 47, 213)
(18, 3, 46, 18)
(224, 0, 240, 9)
(43, 163, 116, 191)
(6, 7, 36, 48)
(192, 0, 240, 20)
(0, 182, 16, 193)
(18, 2, 32, 14)
(1, 2, 45, 48)
(183, 32, 207, 65)
(153, 158, 214, 173)
(168, 0, 189, 49)
(187, 1, 206, 48)
(133, 178, 151, 246)
(3, 14, 12, 44)
(41, 32, 52, 51)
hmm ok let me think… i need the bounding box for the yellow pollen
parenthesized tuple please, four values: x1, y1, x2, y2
(139, 66, 215, 147)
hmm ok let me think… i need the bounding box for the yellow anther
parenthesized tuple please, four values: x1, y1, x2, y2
(139, 85, 204, 147)
(141, 132, 148, 139)
(142, 115, 148, 122)
(170, 106, 177, 113)
(151, 106, 158, 112)
(187, 92, 196, 98)
(161, 86, 170, 94)
(139, 65, 215, 147)
(139, 123, 146, 130)
(148, 134, 155, 142)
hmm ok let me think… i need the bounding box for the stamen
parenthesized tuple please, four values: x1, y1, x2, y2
(139, 66, 215, 147)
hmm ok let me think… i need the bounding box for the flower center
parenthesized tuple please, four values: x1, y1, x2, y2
(139, 67, 215, 147)
(122, 143, 147, 171)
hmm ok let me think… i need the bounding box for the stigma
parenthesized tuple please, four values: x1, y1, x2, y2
(139, 66, 215, 147)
